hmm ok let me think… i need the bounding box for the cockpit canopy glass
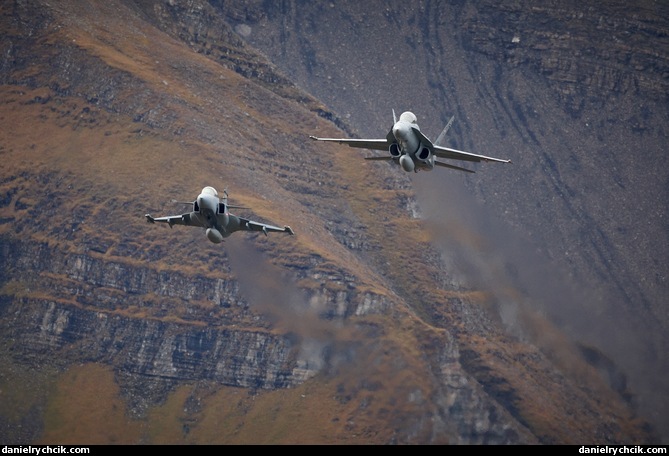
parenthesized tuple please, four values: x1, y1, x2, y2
(399, 111, 417, 124)
(201, 186, 218, 197)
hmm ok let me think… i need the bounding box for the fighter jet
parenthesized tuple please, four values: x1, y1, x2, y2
(310, 110, 511, 173)
(145, 186, 294, 244)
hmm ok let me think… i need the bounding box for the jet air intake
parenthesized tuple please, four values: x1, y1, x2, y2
(389, 143, 401, 158)
(417, 146, 431, 161)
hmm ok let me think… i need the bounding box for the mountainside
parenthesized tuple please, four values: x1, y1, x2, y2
(0, 0, 664, 444)
(231, 0, 669, 441)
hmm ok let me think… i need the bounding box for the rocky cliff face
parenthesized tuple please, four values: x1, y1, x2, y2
(0, 0, 661, 444)
(229, 0, 669, 441)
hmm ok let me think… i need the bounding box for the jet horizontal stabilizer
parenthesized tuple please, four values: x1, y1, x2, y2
(434, 161, 475, 173)
(364, 156, 394, 161)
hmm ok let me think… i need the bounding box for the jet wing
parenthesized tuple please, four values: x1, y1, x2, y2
(410, 126, 511, 164)
(238, 217, 294, 236)
(433, 145, 511, 164)
(309, 136, 390, 152)
(145, 213, 205, 228)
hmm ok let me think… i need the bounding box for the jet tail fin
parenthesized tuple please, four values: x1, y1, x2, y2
(434, 115, 455, 146)
(392, 109, 397, 124)
(222, 188, 229, 206)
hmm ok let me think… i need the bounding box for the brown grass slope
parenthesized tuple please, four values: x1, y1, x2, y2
(0, 0, 654, 444)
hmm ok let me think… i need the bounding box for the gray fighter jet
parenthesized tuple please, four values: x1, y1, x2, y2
(145, 186, 294, 244)
(310, 110, 511, 173)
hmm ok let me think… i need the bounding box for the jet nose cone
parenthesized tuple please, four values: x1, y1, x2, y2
(392, 122, 409, 142)
(393, 124, 404, 140)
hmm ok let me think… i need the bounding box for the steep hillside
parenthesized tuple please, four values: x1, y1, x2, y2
(230, 0, 669, 441)
(0, 0, 658, 444)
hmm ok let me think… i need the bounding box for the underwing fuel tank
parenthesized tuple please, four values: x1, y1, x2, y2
(400, 154, 415, 172)
(206, 228, 224, 244)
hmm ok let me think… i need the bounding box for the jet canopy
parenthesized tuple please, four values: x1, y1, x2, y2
(201, 186, 218, 197)
(399, 111, 418, 124)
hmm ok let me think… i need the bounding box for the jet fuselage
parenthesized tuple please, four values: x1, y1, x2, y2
(391, 112, 434, 172)
(194, 186, 231, 242)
